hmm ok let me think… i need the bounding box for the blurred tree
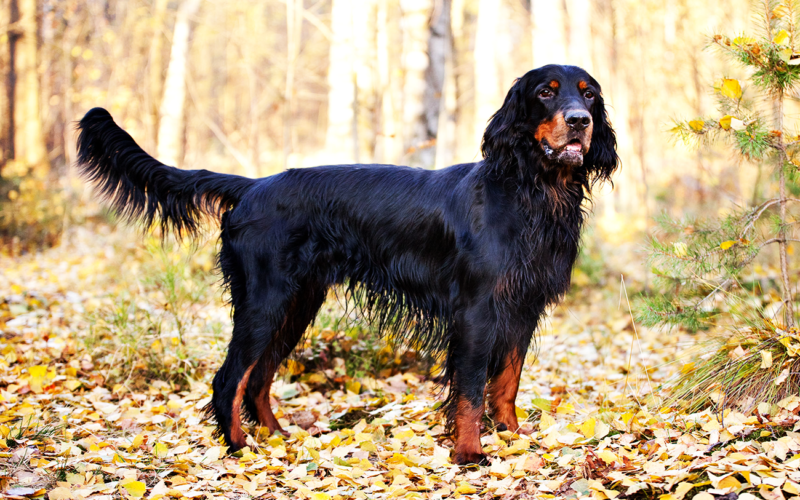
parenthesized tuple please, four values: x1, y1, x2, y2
(639, 2, 800, 331)
(5, 0, 49, 178)
(531, 0, 567, 66)
(473, 0, 499, 148)
(399, 0, 434, 167)
(157, 0, 201, 168)
(324, 0, 357, 162)
(146, 0, 169, 153)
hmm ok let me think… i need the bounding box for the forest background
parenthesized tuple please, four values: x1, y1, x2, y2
(0, 0, 765, 246)
(2, 0, 799, 499)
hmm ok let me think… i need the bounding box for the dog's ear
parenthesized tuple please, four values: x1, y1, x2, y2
(585, 90, 619, 185)
(481, 78, 528, 162)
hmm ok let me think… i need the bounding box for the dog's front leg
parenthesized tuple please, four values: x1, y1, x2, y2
(448, 306, 493, 465)
(487, 346, 530, 434)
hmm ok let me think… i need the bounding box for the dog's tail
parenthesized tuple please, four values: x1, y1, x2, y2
(76, 107, 256, 237)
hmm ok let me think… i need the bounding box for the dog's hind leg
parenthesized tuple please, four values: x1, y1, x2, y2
(243, 284, 327, 435)
(209, 278, 301, 452)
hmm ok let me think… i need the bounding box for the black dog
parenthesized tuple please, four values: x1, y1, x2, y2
(76, 64, 618, 465)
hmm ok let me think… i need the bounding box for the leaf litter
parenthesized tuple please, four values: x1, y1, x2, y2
(2, 225, 800, 499)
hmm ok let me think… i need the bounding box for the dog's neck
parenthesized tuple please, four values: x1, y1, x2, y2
(480, 147, 590, 220)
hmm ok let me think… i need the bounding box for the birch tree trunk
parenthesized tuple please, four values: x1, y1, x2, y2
(399, 0, 434, 167)
(474, 0, 499, 150)
(434, 0, 456, 170)
(7, 0, 49, 177)
(422, 0, 450, 169)
(531, 0, 568, 67)
(376, 0, 402, 164)
(147, 0, 169, 153)
(157, 0, 201, 168)
(324, 0, 357, 162)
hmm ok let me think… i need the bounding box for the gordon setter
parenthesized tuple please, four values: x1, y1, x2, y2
(76, 64, 618, 465)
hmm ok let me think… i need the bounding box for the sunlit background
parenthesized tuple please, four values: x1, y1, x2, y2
(0, 0, 778, 253)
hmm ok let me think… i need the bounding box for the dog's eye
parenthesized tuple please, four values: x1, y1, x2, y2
(538, 89, 554, 99)
(583, 90, 595, 99)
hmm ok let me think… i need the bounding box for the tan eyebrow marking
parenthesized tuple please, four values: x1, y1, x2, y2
(549, 80, 559, 89)
(578, 81, 588, 90)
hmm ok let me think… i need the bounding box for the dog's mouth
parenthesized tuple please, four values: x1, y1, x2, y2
(541, 138, 587, 167)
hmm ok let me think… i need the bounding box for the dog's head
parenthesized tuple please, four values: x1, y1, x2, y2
(481, 65, 619, 185)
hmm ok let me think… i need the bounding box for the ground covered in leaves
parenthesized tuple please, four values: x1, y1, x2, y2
(3, 224, 800, 500)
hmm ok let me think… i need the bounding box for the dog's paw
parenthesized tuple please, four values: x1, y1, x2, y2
(453, 450, 489, 466)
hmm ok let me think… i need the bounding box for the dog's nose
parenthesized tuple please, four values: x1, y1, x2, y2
(565, 110, 592, 131)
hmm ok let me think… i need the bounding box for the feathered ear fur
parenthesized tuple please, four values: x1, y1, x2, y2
(480, 78, 531, 163)
(584, 89, 619, 186)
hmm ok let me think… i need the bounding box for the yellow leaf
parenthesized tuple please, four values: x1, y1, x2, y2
(48, 487, 73, 500)
(151, 340, 162, 353)
(775, 29, 791, 45)
(579, 418, 596, 439)
(456, 481, 477, 494)
(760, 350, 774, 369)
(286, 359, 304, 375)
(152, 442, 168, 458)
(515, 406, 527, 419)
(129, 434, 143, 451)
(594, 421, 610, 440)
(720, 240, 736, 250)
(120, 480, 146, 498)
(688, 119, 705, 132)
(673, 242, 689, 257)
(774, 5, 791, 18)
(556, 402, 574, 415)
(733, 36, 756, 46)
(539, 413, 556, 431)
(310, 493, 331, 500)
(718, 476, 741, 490)
(719, 115, 733, 130)
(28, 365, 48, 393)
(597, 449, 618, 464)
(674, 482, 695, 500)
(720, 79, 743, 100)
(359, 440, 377, 453)
(345, 380, 361, 394)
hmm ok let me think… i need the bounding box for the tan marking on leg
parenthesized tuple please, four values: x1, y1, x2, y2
(254, 364, 288, 435)
(230, 364, 255, 449)
(488, 352, 524, 432)
(453, 397, 486, 465)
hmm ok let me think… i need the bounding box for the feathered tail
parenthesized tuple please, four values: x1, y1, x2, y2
(76, 107, 255, 237)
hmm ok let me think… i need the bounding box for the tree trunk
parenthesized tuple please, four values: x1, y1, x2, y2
(324, 0, 357, 162)
(376, 0, 401, 164)
(531, 0, 567, 67)
(147, 0, 169, 153)
(399, 0, 434, 167)
(157, 0, 201, 168)
(0, 0, 9, 165)
(777, 92, 795, 328)
(474, 0, 499, 149)
(434, 0, 456, 170)
(7, 0, 49, 178)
